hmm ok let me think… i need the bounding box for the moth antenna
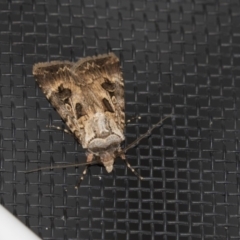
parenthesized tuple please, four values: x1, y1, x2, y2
(124, 158, 143, 180)
(75, 166, 88, 189)
(25, 161, 98, 173)
(121, 115, 171, 154)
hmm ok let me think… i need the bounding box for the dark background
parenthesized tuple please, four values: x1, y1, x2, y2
(1, 0, 240, 239)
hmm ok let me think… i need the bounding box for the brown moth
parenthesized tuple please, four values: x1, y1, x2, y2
(33, 53, 127, 179)
(32, 53, 169, 183)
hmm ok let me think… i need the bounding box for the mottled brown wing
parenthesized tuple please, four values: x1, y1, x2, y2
(32, 53, 125, 147)
(32, 61, 80, 128)
(33, 61, 73, 92)
(71, 53, 125, 131)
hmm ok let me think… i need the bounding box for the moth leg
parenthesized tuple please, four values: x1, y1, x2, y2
(75, 154, 94, 188)
(75, 166, 88, 189)
(120, 155, 143, 180)
(46, 125, 71, 135)
(86, 153, 94, 163)
(125, 159, 143, 180)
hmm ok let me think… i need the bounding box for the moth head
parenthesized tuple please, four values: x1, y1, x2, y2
(99, 151, 115, 173)
(104, 161, 114, 173)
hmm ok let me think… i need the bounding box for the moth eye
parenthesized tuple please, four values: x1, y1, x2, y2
(101, 78, 116, 92)
(58, 84, 72, 100)
(102, 98, 114, 113)
(75, 103, 83, 119)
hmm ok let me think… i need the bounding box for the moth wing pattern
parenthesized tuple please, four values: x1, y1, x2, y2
(33, 53, 125, 172)
(72, 53, 125, 132)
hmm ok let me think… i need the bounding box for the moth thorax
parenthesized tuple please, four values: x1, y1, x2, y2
(93, 112, 109, 138)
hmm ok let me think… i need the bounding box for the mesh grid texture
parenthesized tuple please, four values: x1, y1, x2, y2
(1, 0, 240, 239)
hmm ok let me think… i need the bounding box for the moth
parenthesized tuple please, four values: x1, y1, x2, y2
(32, 53, 169, 184)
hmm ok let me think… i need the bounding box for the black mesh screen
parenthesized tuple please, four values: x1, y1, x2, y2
(1, 0, 240, 239)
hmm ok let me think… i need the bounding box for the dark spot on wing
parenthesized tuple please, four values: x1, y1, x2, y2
(75, 103, 83, 119)
(57, 84, 72, 101)
(102, 98, 114, 112)
(101, 78, 116, 92)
